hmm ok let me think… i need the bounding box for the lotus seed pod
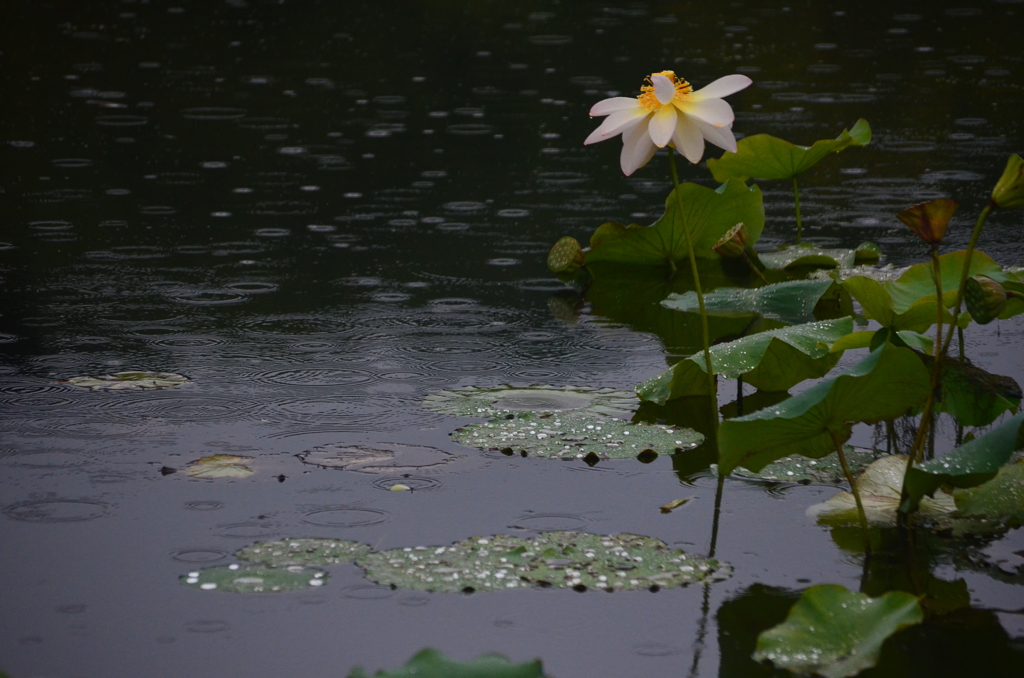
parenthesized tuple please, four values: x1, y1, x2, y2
(896, 199, 957, 245)
(964, 275, 1008, 325)
(713, 222, 749, 259)
(546, 236, 585, 274)
(991, 154, 1024, 209)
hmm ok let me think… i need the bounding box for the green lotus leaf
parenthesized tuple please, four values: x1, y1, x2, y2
(66, 371, 189, 390)
(583, 179, 764, 268)
(582, 264, 784, 357)
(718, 343, 931, 476)
(903, 412, 1024, 513)
(422, 386, 637, 418)
(347, 648, 547, 678)
(954, 456, 1024, 523)
(356, 532, 730, 593)
(842, 250, 1007, 332)
(181, 565, 326, 593)
(661, 279, 835, 324)
(927, 356, 1022, 427)
(807, 455, 956, 526)
(726, 446, 876, 485)
(186, 454, 254, 479)
(637, 318, 853, 405)
(708, 119, 871, 183)
(759, 242, 880, 271)
(453, 411, 703, 460)
(753, 584, 922, 678)
(236, 538, 371, 567)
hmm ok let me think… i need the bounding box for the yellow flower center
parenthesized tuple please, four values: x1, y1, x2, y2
(637, 70, 693, 111)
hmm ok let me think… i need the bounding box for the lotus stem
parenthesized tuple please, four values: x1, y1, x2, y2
(668, 152, 719, 421)
(736, 377, 744, 416)
(708, 473, 725, 559)
(741, 251, 769, 284)
(909, 247, 947, 461)
(940, 202, 994, 357)
(831, 429, 870, 552)
(793, 177, 803, 244)
(958, 326, 965, 362)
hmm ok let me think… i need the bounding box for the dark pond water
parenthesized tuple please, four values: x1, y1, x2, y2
(2, 1, 1023, 676)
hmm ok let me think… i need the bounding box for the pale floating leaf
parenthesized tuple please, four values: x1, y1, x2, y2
(357, 532, 730, 593)
(807, 455, 956, 526)
(67, 371, 189, 390)
(186, 454, 254, 479)
(759, 242, 880, 271)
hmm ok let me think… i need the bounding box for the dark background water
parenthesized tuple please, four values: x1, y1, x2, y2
(2, 1, 1023, 677)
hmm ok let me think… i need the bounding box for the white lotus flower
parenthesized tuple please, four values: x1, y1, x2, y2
(584, 70, 752, 176)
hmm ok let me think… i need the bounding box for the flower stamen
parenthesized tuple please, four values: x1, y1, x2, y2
(637, 70, 693, 111)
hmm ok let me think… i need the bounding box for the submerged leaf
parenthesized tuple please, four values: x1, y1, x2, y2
(753, 584, 922, 678)
(662, 279, 835, 324)
(357, 532, 730, 593)
(759, 242, 880, 271)
(637, 318, 852, 404)
(583, 179, 765, 268)
(708, 119, 871, 182)
(903, 412, 1024, 513)
(453, 411, 703, 460)
(422, 386, 637, 418)
(236, 538, 371, 567)
(67, 371, 189, 390)
(718, 343, 931, 475)
(807, 455, 956, 526)
(186, 454, 254, 479)
(347, 648, 546, 678)
(181, 565, 326, 593)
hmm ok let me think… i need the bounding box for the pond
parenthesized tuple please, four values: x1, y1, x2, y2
(2, 1, 1023, 677)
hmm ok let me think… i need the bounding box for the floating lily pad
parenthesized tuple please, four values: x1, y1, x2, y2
(662, 279, 836, 324)
(67, 371, 189, 390)
(754, 584, 923, 678)
(452, 411, 703, 460)
(759, 242, 880, 271)
(423, 386, 637, 418)
(180, 565, 326, 593)
(807, 455, 957, 526)
(347, 648, 547, 678)
(297, 443, 457, 474)
(725, 447, 876, 485)
(357, 532, 730, 593)
(236, 538, 371, 568)
(186, 454, 254, 479)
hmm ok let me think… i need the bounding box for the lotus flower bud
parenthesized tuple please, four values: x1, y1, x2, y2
(896, 199, 957, 245)
(991, 154, 1024, 210)
(713, 222, 749, 259)
(547, 236, 585, 274)
(964, 275, 1008, 325)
